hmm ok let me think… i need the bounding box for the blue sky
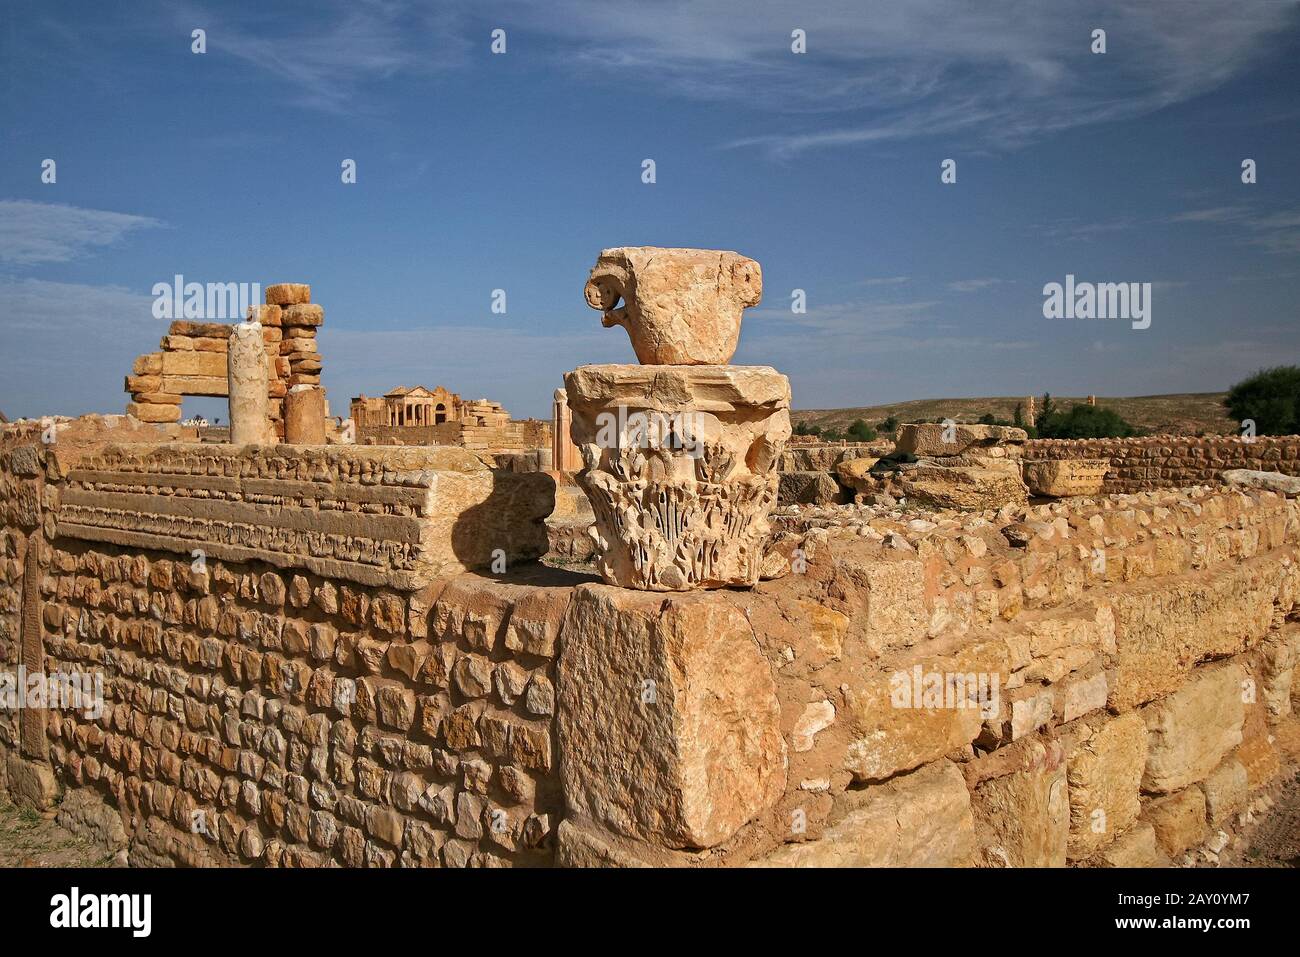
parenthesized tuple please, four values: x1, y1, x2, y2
(2, 0, 1299, 421)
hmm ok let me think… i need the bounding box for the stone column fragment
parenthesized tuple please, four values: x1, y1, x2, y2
(284, 385, 327, 444)
(228, 320, 272, 444)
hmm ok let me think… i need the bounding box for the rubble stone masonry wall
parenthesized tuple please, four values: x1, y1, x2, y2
(1026, 435, 1300, 492)
(2, 420, 1298, 867)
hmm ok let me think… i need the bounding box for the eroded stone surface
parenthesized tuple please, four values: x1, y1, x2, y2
(584, 247, 762, 365)
(557, 584, 787, 849)
(565, 364, 790, 590)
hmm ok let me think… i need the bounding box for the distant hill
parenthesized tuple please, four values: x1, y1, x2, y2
(793, 393, 1232, 437)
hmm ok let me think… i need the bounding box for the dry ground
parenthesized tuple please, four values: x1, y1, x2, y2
(794, 393, 1232, 436)
(0, 798, 116, 868)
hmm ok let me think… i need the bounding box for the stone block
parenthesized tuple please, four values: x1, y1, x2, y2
(894, 423, 1027, 457)
(1140, 788, 1207, 856)
(1141, 662, 1245, 793)
(1200, 756, 1248, 827)
(558, 584, 786, 849)
(161, 350, 227, 378)
(751, 760, 975, 867)
(1066, 713, 1147, 860)
(970, 741, 1068, 867)
(844, 640, 1007, 781)
(1022, 458, 1109, 497)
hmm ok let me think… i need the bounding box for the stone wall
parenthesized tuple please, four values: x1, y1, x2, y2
(3, 423, 1298, 867)
(1026, 435, 1300, 492)
(357, 419, 551, 453)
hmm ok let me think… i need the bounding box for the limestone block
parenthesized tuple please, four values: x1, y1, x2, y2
(1093, 821, 1170, 867)
(751, 760, 975, 867)
(265, 283, 311, 306)
(248, 304, 282, 326)
(284, 385, 326, 444)
(1066, 713, 1147, 860)
(162, 350, 227, 378)
(158, 375, 229, 397)
(970, 741, 1069, 867)
(1221, 469, 1300, 497)
(1260, 627, 1298, 721)
(565, 364, 790, 590)
(5, 752, 59, 809)
(1023, 458, 1109, 497)
(132, 353, 162, 376)
(281, 304, 324, 327)
(124, 374, 162, 394)
(583, 246, 762, 364)
(843, 640, 1008, 782)
(557, 584, 786, 849)
(1108, 558, 1282, 710)
(126, 402, 182, 423)
(1141, 662, 1245, 793)
(891, 463, 1028, 510)
(1200, 756, 1247, 827)
(894, 423, 1027, 457)
(1140, 788, 1207, 856)
(778, 470, 844, 506)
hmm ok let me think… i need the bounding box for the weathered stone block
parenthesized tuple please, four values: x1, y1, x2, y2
(1066, 713, 1147, 860)
(558, 584, 786, 849)
(844, 640, 1007, 782)
(970, 742, 1068, 867)
(751, 760, 975, 867)
(1140, 788, 1207, 856)
(1141, 662, 1245, 793)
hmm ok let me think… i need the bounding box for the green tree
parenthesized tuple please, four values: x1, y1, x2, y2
(1012, 403, 1024, 428)
(847, 418, 877, 442)
(876, 415, 899, 434)
(1223, 366, 1300, 436)
(793, 421, 821, 436)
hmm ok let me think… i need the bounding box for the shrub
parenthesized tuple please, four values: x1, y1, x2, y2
(1036, 403, 1138, 439)
(1223, 366, 1300, 436)
(847, 419, 877, 442)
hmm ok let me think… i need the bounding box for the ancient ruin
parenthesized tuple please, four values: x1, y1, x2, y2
(350, 386, 549, 454)
(2, 250, 1299, 871)
(566, 248, 789, 590)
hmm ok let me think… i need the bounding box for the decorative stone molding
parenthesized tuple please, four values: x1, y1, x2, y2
(564, 364, 790, 590)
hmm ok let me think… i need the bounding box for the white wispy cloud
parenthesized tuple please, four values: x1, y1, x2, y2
(169, 0, 472, 113)
(948, 278, 1007, 293)
(0, 200, 164, 266)
(478, 0, 1297, 157)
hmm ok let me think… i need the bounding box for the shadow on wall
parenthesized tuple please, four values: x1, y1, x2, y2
(451, 469, 559, 573)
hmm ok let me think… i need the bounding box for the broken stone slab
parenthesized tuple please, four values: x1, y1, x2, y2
(885, 463, 1028, 510)
(777, 470, 845, 506)
(1023, 458, 1109, 497)
(584, 247, 762, 364)
(894, 422, 1027, 457)
(564, 364, 790, 590)
(557, 584, 786, 850)
(1221, 468, 1300, 497)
